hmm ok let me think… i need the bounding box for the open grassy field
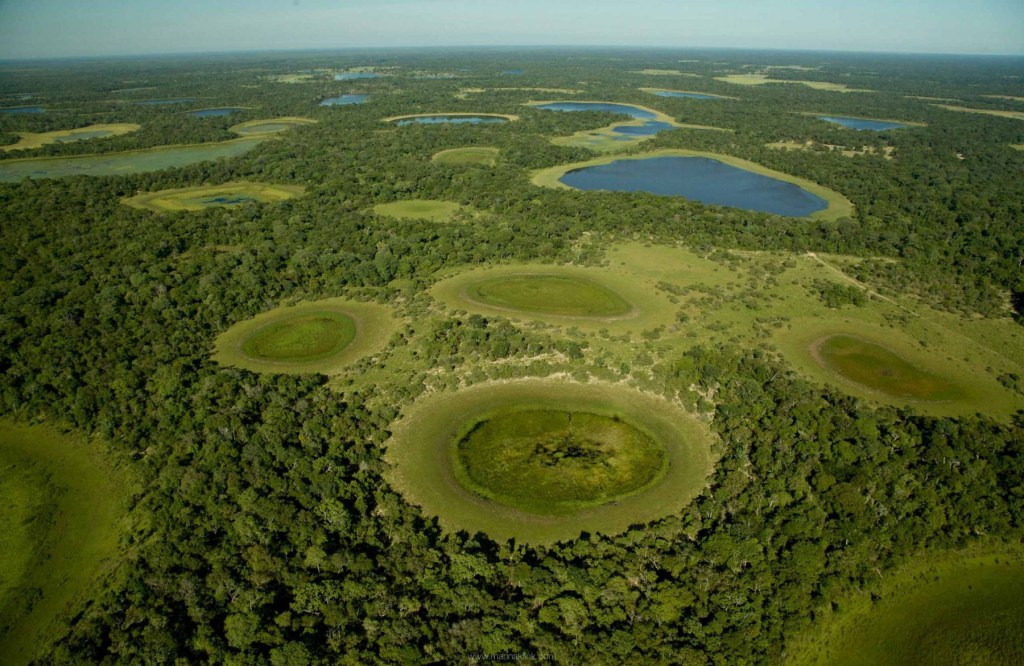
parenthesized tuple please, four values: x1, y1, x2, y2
(983, 95, 1024, 102)
(714, 74, 875, 93)
(372, 199, 469, 222)
(1, 123, 140, 151)
(766, 140, 895, 159)
(786, 546, 1024, 666)
(0, 137, 265, 182)
(531, 149, 856, 223)
(933, 104, 1024, 121)
(1011, 144, 1024, 151)
(527, 99, 729, 152)
(0, 421, 132, 666)
(228, 117, 316, 135)
(122, 182, 305, 212)
(431, 146, 499, 166)
(213, 297, 399, 375)
(431, 263, 676, 335)
(384, 379, 715, 544)
(381, 112, 519, 123)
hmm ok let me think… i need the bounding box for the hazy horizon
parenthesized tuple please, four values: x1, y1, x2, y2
(1, 0, 1022, 61)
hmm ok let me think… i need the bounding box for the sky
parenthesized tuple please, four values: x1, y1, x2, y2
(0, 0, 1022, 60)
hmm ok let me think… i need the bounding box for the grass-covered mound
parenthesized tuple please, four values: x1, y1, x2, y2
(431, 146, 499, 166)
(1, 123, 140, 151)
(372, 200, 466, 222)
(122, 182, 305, 212)
(788, 548, 1024, 666)
(0, 422, 131, 666)
(464, 273, 633, 318)
(814, 334, 964, 401)
(228, 117, 317, 135)
(212, 297, 397, 375)
(384, 379, 716, 544)
(454, 409, 667, 515)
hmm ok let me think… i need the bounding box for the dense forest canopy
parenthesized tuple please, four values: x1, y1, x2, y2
(0, 47, 1022, 664)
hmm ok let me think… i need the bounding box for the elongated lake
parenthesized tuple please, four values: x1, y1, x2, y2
(818, 115, 908, 130)
(535, 102, 655, 119)
(320, 94, 367, 106)
(560, 156, 828, 217)
(189, 107, 243, 117)
(0, 106, 45, 114)
(396, 116, 508, 125)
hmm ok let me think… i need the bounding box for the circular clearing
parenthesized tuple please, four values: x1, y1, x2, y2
(813, 334, 963, 401)
(122, 182, 305, 212)
(432, 146, 499, 166)
(465, 273, 633, 318)
(213, 298, 398, 375)
(229, 117, 317, 136)
(384, 379, 716, 544)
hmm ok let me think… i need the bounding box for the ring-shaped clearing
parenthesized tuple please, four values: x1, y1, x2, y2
(121, 182, 305, 212)
(384, 379, 716, 544)
(212, 298, 398, 375)
(432, 264, 675, 334)
(431, 146, 499, 166)
(229, 117, 317, 136)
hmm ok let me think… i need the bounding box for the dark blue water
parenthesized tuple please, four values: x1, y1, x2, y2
(612, 121, 676, 136)
(202, 196, 257, 205)
(818, 115, 907, 131)
(334, 72, 379, 81)
(396, 116, 508, 126)
(560, 156, 828, 217)
(135, 98, 196, 105)
(320, 94, 367, 106)
(654, 91, 719, 100)
(0, 106, 45, 114)
(535, 101, 656, 119)
(189, 107, 243, 117)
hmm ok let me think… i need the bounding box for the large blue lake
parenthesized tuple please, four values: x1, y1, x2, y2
(396, 116, 508, 126)
(335, 72, 379, 81)
(0, 106, 45, 114)
(189, 107, 243, 117)
(321, 94, 367, 106)
(560, 156, 828, 217)
(653, 91, 719, 100)
(818, 115, 907, 131)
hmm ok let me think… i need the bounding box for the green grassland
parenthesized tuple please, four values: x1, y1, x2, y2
(787, 547, 1024, 666)
(526, 99, 728, 152)
(384, 379, 715, 544)
(213, 297, 399, 375)
(1011, 144, 1024, 151)
(766, 140, 896, 159)
(431, 146, 499, 166)
(431, 263, 676, 335)
(714, 74, 875, 93)
(465, 274, 634, 318)
(0, 422, 132, 666)
(2, 123, 140, 152)
(0, 138, 266, 182)
(531, 149, 856, 222)
(934, 104, 1024, 121)
(381, 112, 520, 123)
(372, 199, 469, 222)
(122, 182, 305, 212)
(228, 117, 317, 135)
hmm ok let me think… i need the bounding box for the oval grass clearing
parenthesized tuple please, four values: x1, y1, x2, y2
(465, 273, 633, 318)
(228, 117, 317, 136)
(213, 298, 398, 375)
(0, 422, 132, 666)
(1, 123, 141, 152)
(815, 334, 963, 401)
(787, 548, 1024, 666)
(454, 409, 668, 515)
(384, 379, 716, 544)
(122, 182, 305, 212)
(431, 146, 499, 166)
(373, 199, 465, 222)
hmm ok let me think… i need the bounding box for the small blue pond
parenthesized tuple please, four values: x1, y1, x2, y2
(135, 98, 196, 105)
(321, 94, 367, 106)
(654, 91, 719, 100)
(335, 72, 380, 81)
(535, 101, 655, 119)
(189, 107, 243, 117)
(560, 156, 828, 217)
(396, 116, 508, 126)
(0, 106, 45, 114)
(201, 196, 258, 205)
(818, 115, 908, 131)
